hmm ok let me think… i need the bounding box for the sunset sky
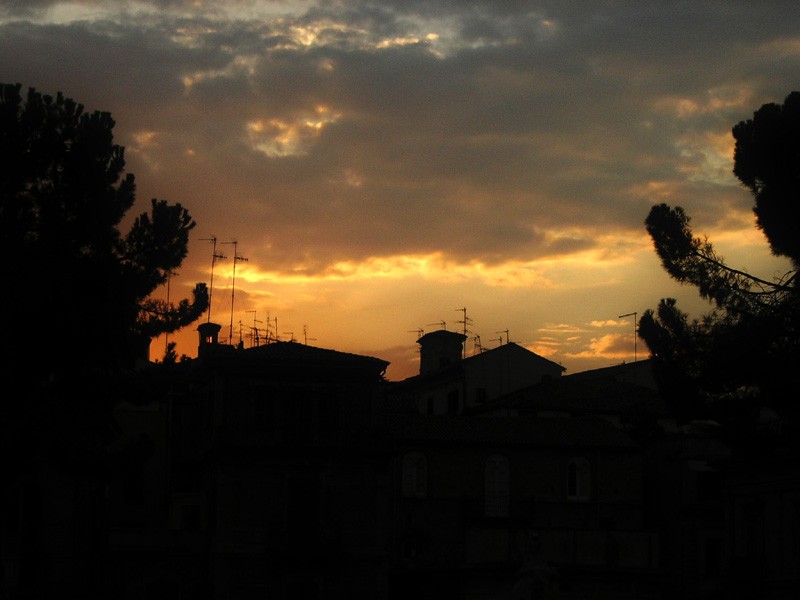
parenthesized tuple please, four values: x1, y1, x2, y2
(2, 0, 798, 380)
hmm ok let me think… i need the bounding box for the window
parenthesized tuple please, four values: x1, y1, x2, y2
(178, 504, 202, 530)
(447, 390, 460, 415)
(696, 469, 721, 503)
(567, 457, 591, 501)
(123, 462, 145, 505)
(475, 387, 487, 403)
(485, 455, 510, 517)
(402, 451, 428, 497)
(704, 537, 722, 575)
(288, 478, 321, 543)
(743, 501, 765, 557)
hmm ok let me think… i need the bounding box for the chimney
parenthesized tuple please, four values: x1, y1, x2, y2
(197, 321, 222, 358)
(417, 330, 467, 375)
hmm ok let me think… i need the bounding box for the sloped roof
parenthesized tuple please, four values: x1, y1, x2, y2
(385, 413, 637, 449)
(246, 340, 381, 363)
(200, 340, 389, 381)
(468, 374, 668, 417)
(393, 341, 564, 387)
(463, 341, 566, 371)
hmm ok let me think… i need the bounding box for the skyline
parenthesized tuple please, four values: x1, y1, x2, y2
(2, 1, 797, 380)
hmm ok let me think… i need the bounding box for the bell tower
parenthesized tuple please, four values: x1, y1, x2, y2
(417, 329, 467, 374)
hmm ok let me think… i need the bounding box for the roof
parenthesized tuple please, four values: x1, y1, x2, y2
(417, 329, 467, 343)
(461, 342, 566, 371)
(385, 413, 638, 449)
(568, 358, 656, 389)
(393, 342, 565, 387)
(199, 340, 390, 381)
(468, 374, 668, 417)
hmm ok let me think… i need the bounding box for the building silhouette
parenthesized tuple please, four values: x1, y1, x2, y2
(2, 324, 798, 599)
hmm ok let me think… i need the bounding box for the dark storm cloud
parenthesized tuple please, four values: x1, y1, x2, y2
(3, 0, 800, 276)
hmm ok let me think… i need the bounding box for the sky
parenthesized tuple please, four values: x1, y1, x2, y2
(2, 0, 798, 380)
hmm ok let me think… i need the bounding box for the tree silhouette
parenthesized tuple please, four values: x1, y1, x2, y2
(0, 82, 207, 388)
(640, 92, 800, 428)
(1, 83, 208, 484)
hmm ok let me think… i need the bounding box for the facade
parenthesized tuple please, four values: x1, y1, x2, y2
(6, 323, 796, 599)
(391, 330, 566, 417)
(385, 413, 661, 599)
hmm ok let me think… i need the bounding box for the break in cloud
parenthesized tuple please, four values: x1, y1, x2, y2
(2, 0, 798, 379)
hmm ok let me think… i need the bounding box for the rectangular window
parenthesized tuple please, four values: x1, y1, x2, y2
(288, 478, 320, 543)
(447, 390, 460, 415)
(704, 537, 722, 575)
(743, 502, 765, 557)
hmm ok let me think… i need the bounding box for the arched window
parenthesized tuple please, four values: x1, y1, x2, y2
(402, 451, 428, 497)
(485, 455, 510, 517)
(567, 456, 591, 501)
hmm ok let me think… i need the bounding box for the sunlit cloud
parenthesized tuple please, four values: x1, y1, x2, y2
(675, 130, 738, 186)
(589, 320, 622, 328)
(218, 252, 554, 287)
(182, 54, 259, 89)
(127, 129, 161, 169)
(564, 333, 631, 360)
(170, 23, 217, 48)
(246, 105, 341, 157)
(538, 323, 584, 335)
(758, 36, 800, 60)
(5, 0, 798, 378)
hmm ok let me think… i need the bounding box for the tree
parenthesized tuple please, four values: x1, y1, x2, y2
(639, 92, 800, 428)
(1, 83, 209, 482)
(0, 83, 207, 389)
(1, 83, 210, 597)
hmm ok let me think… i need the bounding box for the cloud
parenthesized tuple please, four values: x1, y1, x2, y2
(3, 0, 799, 375)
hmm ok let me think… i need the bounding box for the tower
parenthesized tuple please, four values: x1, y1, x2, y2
(417, 329, 467, 375)
(197, 321, 222, 358)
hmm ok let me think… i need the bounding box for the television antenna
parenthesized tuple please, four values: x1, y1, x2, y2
(247, 310, 263, 347)
(164, 270, 179, 354)
(200, 236, 226, 323)
(455, 307, 473, 358)
(495, 329, 509, 345)
(618, 312, 638, 363)
(471, 335, 483, 355)
(303, 325, 317, 345)
(221, 240, 248, 344)
(425, 321, 446, 330)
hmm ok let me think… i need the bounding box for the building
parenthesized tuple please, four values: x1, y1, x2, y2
(390, 330, 566, 417)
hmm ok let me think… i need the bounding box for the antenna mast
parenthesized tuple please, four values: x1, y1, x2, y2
(618, 312, 638, 363)
(222, 240, 248, 344)
(247, 310, 263, 347)
(164, 270, 178, 354)
(200, 236, 226, 323)
(455, 307, 473, 358)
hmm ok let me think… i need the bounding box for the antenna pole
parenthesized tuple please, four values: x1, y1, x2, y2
(247, 310, 263, 347)
(222, 241, 248, 344)
(302, 325, 318, 345)
(618, 312, 638, 363)
(200, 236, 226, 323)
(165, 270, 178, 354)
(455, 307, 472, 358)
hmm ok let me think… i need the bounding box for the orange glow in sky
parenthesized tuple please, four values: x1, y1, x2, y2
(2, 1, 797, 380)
